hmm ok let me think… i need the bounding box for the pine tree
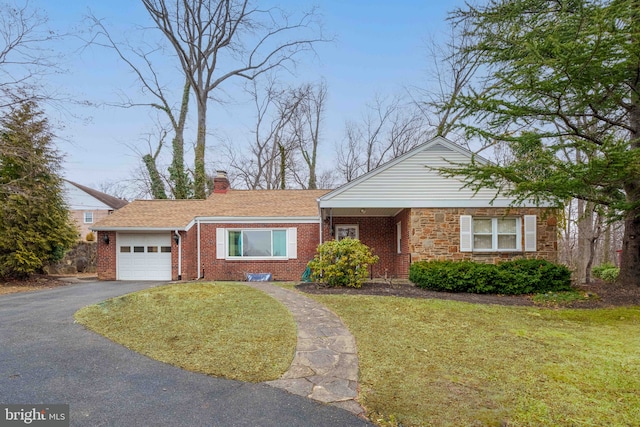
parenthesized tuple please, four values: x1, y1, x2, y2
(444, 0, 640, 287)
(0, 99, 77, 278)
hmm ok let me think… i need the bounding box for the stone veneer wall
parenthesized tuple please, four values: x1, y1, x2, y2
(410, 207, 558, 264)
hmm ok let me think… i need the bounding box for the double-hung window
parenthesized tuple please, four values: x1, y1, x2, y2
(226, 229, 288, 258)
(84, 212, 93, 224)
(460, 215, 536, 252)
(472, 218, 519, 251)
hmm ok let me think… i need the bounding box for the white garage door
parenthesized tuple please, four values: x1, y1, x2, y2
(117, 233, 172, 280)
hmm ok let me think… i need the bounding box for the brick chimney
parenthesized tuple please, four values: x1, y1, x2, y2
(213, 170, 230, 194)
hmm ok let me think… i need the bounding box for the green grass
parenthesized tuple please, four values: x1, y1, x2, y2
(75, 281, 640, 426)
(308, 294, 640, 427)
(74, 282, 296, 382)
(531, 290, 599, 306)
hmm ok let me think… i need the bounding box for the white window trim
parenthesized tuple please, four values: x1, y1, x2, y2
(83, 211, 93, 224)
(335, 224, 359, 241)
(462, 216, 523, 252)
(219, 228, 296, 261)
(475, 217, 521, 252)
(396, 221, 402, 254)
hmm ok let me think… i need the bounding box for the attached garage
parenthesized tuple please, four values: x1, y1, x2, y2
(117, 233, 172, 280)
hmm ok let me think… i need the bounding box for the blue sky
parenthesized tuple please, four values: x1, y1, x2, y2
(29, 0, 466, 192)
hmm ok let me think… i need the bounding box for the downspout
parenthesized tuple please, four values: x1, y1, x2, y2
(318, 203, 323, 245)
(174, 230, 182, 280)
(197, 219, 202, 279)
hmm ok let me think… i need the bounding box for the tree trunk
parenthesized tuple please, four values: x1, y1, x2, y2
(194, 97, 207, 199)
(308, 168, 316, 190)
(577, 198, 587, 283)
(169, 79, 191, 199)
(618, 208, 640, 287)
(279, 143, 286, 190)
(603, 213, 611, 264)
(142, 154, 167, 199)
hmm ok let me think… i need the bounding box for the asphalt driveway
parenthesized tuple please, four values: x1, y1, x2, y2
(0, 281, 371, 426)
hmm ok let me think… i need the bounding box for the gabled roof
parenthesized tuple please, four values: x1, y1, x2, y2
(318, 136, 535, 209)
(66, 180, 129, 210)
(92, 189, 330, 231)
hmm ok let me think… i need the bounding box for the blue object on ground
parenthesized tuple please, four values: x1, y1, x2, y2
(246, 273, 273, 282)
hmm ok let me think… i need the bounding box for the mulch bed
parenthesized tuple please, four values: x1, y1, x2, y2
(0, 274, 84, 295)
(4, 275, 640, 308)
(296, 280, 640, 308)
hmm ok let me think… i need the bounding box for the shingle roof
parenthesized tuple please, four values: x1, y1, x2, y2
(92, 189, 330, 230)
(66, 180, 129, 209)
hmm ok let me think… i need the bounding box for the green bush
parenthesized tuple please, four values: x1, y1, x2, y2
(592, 263, 619, 283)
(409, 259, 572, 295)
(308, 238, 379, 288)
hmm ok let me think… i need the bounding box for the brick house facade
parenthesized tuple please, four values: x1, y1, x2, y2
(93, 137, 559, 281)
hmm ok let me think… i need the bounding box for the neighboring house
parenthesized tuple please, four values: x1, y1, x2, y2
(64, 180, 128, 240)
(92, 137, 558, 281)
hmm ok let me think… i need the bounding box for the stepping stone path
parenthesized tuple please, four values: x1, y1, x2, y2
(244, 282, 365, 417)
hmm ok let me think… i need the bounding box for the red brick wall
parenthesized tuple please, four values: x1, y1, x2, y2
(181, 228, 199, 280)
(322, 216, 397, 279)
(198, 222, 320, 281)
(394, 209, 411, 278)
(96, 231, 117, 280)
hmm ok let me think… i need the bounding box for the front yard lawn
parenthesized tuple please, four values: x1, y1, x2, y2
(76, 281, 640, 426)
(74, 282, 296, 382)
(310, 294, 640, 426)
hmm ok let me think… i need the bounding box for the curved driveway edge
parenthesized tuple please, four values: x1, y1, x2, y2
(0, 281, 372, 427)
(244, 282, 364, 416)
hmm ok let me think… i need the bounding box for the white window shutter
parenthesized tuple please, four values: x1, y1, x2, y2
(288, 227, 297, 259)
(524, 215, 537, 252)
(460, 215, 473, 252)
(216, 228, 226, 259)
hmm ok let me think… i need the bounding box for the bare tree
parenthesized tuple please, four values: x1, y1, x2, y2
(141, 0, 324, 198)
(409, 18, 485, 145)
(291, 80, 326, 189)
(0, 0, 63, 109)
(336, 95, 428, 183)
(215, 78, 302, 189)
(87, 17, 192, 199)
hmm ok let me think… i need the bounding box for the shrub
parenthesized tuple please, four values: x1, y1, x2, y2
(592, 262, 619, 283)
(85, 232, 95, 242)
(409, 259, 572, 295)
(308, 238, 379, 288)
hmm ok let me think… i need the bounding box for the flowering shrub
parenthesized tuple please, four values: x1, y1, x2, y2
(308, 238, 379, 288)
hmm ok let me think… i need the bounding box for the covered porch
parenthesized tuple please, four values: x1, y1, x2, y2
(319, 207, 411, 279)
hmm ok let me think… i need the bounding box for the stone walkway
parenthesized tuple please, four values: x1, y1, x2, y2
(244, 282, 364, 417)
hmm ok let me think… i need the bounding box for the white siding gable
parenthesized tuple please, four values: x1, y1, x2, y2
(320, 137, 521, 208)
(64, 182, 112, 210)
